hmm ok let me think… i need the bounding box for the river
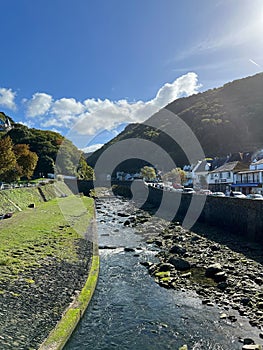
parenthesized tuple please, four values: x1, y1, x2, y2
(65, 197, 261, 350)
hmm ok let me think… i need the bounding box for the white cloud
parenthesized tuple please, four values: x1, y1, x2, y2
(72, 72, 200, 136)
(153, 72, 200, 107)
(0, 88, 16, 110)
(81, 144, 105, 153)
(26, 92, 52, 117)
(40, 117, 64, 128)
(24, 72, 201, 143)
(51, 98, 84, 116)
(17, 120, 33, 128)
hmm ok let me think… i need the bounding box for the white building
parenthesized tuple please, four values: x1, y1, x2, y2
(208, 161, 247, 193)
(233, 159, 263, 194)
(192, 160, 211, 190)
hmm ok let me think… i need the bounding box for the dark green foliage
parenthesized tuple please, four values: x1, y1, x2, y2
(77, 155, 94, 180)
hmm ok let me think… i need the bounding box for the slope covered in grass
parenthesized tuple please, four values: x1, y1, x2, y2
(0, 181, 73, 213)
(0, 195, 94, 276)
(0, 193, 95, 349)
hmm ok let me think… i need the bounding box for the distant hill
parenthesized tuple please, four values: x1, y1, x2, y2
(87, 73, 263, 171)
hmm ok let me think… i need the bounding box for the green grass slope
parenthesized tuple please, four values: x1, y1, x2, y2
(0, 181, 73, 214)
(0, 195, 94, 279)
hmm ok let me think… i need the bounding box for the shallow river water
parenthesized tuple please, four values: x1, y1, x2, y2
(65, 197, 261, 350)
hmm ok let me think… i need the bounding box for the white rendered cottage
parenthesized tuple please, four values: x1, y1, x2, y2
(233, 159, 263, 194)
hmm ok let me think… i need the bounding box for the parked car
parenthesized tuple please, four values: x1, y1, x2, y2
(2, 184, 12, 190)
(210, 192, 225, 197)
(199, 189, 212, 195)
(231, 191, 246, 198)
(183, 188, 196, 194)
(174, 188, 184, 193)
(246, 193, 263, 200)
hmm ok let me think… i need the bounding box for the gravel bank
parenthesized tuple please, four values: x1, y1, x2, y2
(0, 239, 93, 350)
(125, 207, 263, 348)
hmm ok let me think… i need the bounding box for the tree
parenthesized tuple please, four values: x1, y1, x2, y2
(35, 155, 54, 177)
(163, 168, 186, 185)
(0, 136, 16, 181)
(77, 156, 94, 180)
(13, 144, 38, 179)
(140, 166, 156, 181)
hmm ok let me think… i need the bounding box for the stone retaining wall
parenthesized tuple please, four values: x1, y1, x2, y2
(65, 179, 263, 245)
(147, 187, 263, 245)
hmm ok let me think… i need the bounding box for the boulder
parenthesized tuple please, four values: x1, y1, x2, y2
(217, 281, 228, 291)
(205, 263, 223, 278)
(140, 261, 152, 267)
(158, 263, 175, 272)
(117, 212, 129, 217)
(3, 212, 13, 219)
(179, 346, 188, 350)
(214, 271, 227, 282)
(124, 247, 135, 252)
(169, 244, 186, 255)
(240, 297, 251, 306)
(243, 339, 255, 345)
(210, 244, 220, 251)
(167, 257, 191, 271)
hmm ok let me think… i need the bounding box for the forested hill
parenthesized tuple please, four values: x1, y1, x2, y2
(0, 114, 93, 180)
(87, 73, 263, 169)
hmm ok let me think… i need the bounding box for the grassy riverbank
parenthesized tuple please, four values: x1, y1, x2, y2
(0, 190, 95, 349)
(0, 195, 94, 276)
(0, 181, 72, 213)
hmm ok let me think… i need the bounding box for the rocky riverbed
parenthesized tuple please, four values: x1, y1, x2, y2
(0, 239, 92, 350)
(126, 206, 263, 349)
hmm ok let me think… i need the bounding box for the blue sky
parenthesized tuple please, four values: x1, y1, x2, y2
(0, 0, 262, 151)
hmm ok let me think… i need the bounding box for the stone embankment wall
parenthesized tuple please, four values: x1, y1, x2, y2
(64, 179, 132, 196)
(147, 187, 263, 245)
(64, 179, 263, 245)
(0, 181, 72, 213)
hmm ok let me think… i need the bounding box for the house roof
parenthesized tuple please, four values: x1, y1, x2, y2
(194, 160, 211, 173)
(237, 169, 263, 174)
(251, 159, 263, 166)
(210, 161, 247, 173)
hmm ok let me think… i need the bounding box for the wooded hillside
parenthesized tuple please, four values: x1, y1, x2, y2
(0, 113, 93, 180)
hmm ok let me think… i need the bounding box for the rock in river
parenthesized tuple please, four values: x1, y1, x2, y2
(205, 263, 223, 278)
(167, 257, 191, 271)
